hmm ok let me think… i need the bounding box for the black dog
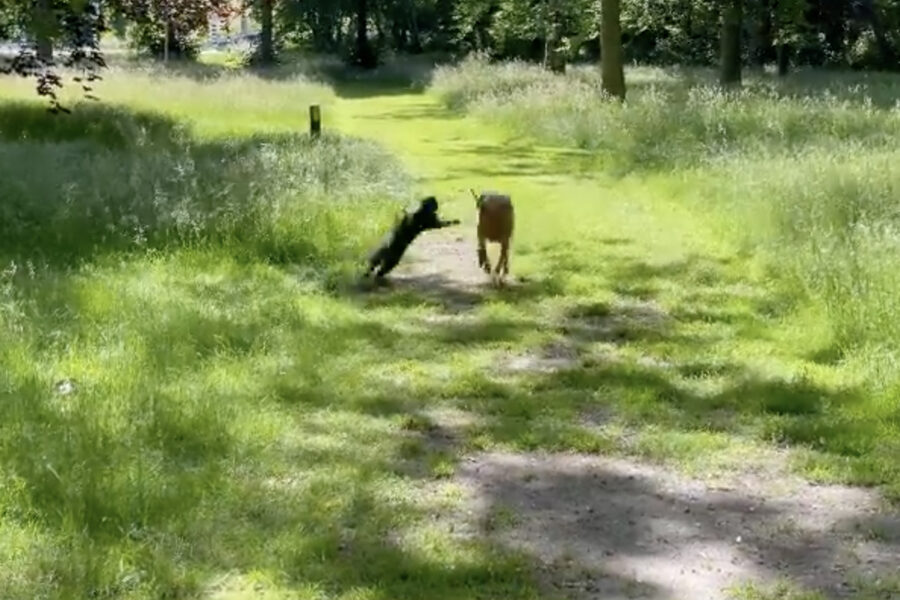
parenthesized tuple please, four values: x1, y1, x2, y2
(365, 196, 460, 280)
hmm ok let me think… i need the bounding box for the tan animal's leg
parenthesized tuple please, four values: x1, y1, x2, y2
(498, 239, 510, 278)
(478, 235, 491, 274)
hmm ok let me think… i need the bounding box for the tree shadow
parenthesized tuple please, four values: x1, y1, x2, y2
(246, 52, 446, 100)
(2, 220, 896, 597)
(426, 139, 600, 181)
(0, 261, 576, 597)
(348, 270, 566, 314)
(458, 453, 900, 599)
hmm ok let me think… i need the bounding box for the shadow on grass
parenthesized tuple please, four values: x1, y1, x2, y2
(2, 232, 897, 598)
(136, 51, 445, 100)
(252, 52, 447, 100)
(349, 270, 566, 313)
(457, 454, 900, 599)
(0, 258, 567, 597)
(427, 139, 600, 181)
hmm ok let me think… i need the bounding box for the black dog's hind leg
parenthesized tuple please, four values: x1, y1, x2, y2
(364, 249, 383, 278)
(374, 248, 404, 279)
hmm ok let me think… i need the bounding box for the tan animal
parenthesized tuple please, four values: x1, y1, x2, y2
(470, 188, 514, 282)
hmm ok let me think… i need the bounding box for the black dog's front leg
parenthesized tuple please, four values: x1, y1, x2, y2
(424, 218, 460, 231)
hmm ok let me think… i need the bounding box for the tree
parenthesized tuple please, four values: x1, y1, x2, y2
(1, 0, 105, 112)
(1, 0, 236, 111)
(601, 0, 625, 100)
(772, 0, 807, 76)
(720, 0, 742, 86)
(544, 0, 566, 72)
(258, 0, 275, 64)
(354, 0, 377, 68)
(124, 0, 233, 60)
(35, 0, 55, 61)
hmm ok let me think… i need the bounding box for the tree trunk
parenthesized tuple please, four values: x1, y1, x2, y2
(544, 0, 566, 73)
(259, 0, 275, 64)
(408, 0, 422, 53)
(751, 0, 773, 66)
(600, 0, 625, 100)
(35, 0, 54, 62)
(720, 0, 742, 86)
(375, 4, 386, 49)
(356, 0, 377, 68)
(777, 43, 790, 76)
(870, 8, 898, 70)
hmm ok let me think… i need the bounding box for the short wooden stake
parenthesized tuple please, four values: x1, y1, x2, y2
(309, 105, 321, 138)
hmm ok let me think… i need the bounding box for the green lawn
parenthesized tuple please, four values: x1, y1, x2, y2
(0, 56, 898, 598)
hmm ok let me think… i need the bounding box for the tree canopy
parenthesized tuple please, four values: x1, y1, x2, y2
(2, 0, 899, 110)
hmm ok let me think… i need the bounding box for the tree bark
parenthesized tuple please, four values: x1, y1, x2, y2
(720, 0, 743, 86)
(751, 0, 773, 66)
(408, 0, 422, 53)
(35, 0, 54, 62)
(870, 6, 898, 70)
(544, 0, 566, 73)
(600, 0, 625, 100)
(777, 42, 790, 76)
(356, 0, 377, 68)
(259, 0, 275, 64)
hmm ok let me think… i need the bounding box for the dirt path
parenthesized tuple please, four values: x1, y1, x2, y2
(393, 231, 487, 296)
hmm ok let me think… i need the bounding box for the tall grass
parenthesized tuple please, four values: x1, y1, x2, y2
(432, 56, 900, 386)
(433, 56, 900, 168)
(0, 101, 408, 277)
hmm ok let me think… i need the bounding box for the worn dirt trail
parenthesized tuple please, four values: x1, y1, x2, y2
(333, 89, 900, 599)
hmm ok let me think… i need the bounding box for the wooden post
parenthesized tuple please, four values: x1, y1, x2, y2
(309, 105, 321, 138)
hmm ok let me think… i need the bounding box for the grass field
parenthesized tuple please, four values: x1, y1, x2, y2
(0, 54, 898, 598)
